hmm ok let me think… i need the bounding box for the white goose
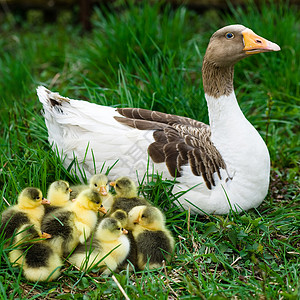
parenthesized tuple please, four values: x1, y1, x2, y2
(37, 25, 280, 215)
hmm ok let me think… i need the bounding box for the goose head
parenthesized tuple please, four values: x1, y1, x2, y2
(202, 25, 280, 98)
(204, 24, 280, 67)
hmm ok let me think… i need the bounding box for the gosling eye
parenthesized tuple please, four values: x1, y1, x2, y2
(141, 214, 145, 218)
(117, 227, 120, 231)
(66, 187, 69, 191)
(36, 196, 40, 200)
(96, 201, 100, 204)
(94, 183, 97, 187)
(115, 183, 120, 188)
(225, 32, 234, 39)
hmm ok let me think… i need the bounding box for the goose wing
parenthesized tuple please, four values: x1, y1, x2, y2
(115, 108, 227, 189)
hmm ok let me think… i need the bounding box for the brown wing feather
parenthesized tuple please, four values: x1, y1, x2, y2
(115, 107, 227, 189)
(114, 117, 167, 130)
(153, 130, 168, 143)
(148, 142, 165, 163)
(163, 143, 180, 177)
(117, 108, 206, 128)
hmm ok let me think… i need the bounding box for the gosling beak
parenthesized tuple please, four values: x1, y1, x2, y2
(98, 205, 107, 214)
(242, 28, 280, 55)
(40, 232, 52, 239)
(99, 185, 108, 196)
(69, 188, 72, 193)
(41, 198, 51, 205)
(122, 228, 128, 235)
(109, 181, 116, 187)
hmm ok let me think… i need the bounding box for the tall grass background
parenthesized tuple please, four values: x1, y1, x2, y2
(0, 0, 299, 299)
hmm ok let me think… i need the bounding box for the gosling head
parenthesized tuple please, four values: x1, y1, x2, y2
(89, 174, 109, 196)
(76, 189, 107, 214)
(128, 205, 165, 231)
(47, 180, 71, 206)
(110, 176, 137, 198)
(96, 217, 128, 241)
(18, 187, 50, 209)
(110, 209, 128, 228)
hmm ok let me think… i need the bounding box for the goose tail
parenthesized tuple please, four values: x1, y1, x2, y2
(37, 86, 71, 109)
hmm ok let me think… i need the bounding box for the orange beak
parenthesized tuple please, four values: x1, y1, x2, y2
(109, 181, 116, 187)
(98, 205, 107, 214)
(242, 29, 280, 55)
(122, 228, 128, 234)
(99, 185, 108, 196)
(41, 198, 51, 205)
(69, 188, 72, 193)
(40, 232, 52, 239)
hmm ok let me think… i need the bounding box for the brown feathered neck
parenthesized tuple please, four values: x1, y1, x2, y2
(202, 59, 234, 98)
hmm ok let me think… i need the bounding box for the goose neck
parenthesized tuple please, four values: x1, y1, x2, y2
(202, 59, 234, 98)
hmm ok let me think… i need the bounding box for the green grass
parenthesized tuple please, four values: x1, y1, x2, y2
(0, 1, 299, 299)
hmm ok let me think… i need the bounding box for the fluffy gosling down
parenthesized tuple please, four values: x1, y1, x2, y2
(110, 209, 138, 270)
(9, 224, 62, 282)
(41, 189, 107, 257)
(69, 217, 130, 274)
(109, 176, 150, 215)
(0, 187, 50, 244)
(128, 205, 175, 270)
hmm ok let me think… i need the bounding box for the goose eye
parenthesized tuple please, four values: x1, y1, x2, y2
(36, 196, 40, 200)
(117, 228, 120, 230)
(115, 183, 119, 188)
(94, 183, 97, 187)
(225, 32, 234, 39)
(66, 188, 69, 191)
(141, 214, 145, 218)
(96, 201, 100, 204)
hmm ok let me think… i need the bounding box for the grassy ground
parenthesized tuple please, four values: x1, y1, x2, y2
(0, 1, 299, 299)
